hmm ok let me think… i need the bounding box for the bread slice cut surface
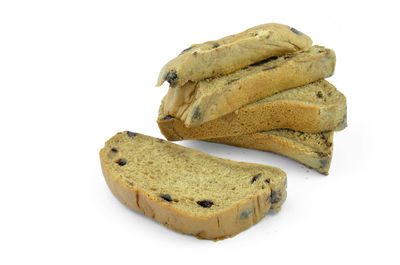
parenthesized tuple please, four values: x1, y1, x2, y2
(162, 45, 335, 127)
(207, 129, 334, 175)
(100, 131, 287, 240)
(158, 79, 347, 140)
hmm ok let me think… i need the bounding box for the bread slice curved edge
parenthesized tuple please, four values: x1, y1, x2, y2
(100, 133, 287, 240)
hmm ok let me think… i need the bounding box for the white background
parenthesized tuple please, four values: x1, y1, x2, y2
(1, 0, 399, 264)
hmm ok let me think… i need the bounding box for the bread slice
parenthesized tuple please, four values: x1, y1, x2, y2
(206, 129, 334, 175)
(162, 45, 335, 127)
(100, 131, 287, 240)
(156, 23, 312, 87)
(158, 79, 347, 140)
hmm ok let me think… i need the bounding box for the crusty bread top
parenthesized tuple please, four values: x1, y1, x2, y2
(100, 131, 287, 217)
(163, 46, 335, 127)
(157, 23, 312, 87)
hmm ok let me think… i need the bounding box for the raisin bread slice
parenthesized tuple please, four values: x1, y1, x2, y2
(206, 129, 334, 175)
(157, 23, 312, 87)
(100, 131, 287, 240)
(158, 80, 347, 140)
(162, 45, 335, 127)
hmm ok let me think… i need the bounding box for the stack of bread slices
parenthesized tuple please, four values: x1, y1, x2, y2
(157, 23, 347, 175)
(99, 23, 348, 241)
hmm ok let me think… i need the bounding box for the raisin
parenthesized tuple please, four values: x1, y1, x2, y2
(127, 131, 138, 137)
(212, 43, 219, 48)
(249, 56, 278, 67)
(251, 173, 262, 184)
(181, 46, 193, 53)
(317, 91, 323, 98)
(165, 71, 178, 85)
(163, 115, 174, 120)
(316, 152, 329, 158)
(192, 51, 198, 56)
(161, 194, 172, 202)
(270, 190, 281, 203)
(240, 209, 253, 220)
(342, 113, 348, 127)
(319, 158, 331, 167)
(264, 178, 270, 183)
(197, 200, 213, 208)
(289, 27, 302, 35)
(191, 106, 201, 120)
(226, 78, 240, 85)
(117, 159, 127, 166)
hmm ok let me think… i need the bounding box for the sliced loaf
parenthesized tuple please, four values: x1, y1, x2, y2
(100, 131, 287, 240)
(162, 45, 335, 127)
(158, 79, 347, 140)
(157, 23, 312, 87)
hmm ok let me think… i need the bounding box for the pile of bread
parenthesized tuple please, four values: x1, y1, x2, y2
(100, 23, 348, 241)
(156, 23, 347, 175)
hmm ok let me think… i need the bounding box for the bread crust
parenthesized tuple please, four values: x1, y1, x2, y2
(157, 23, 312, 87)
(206, 131, 334, 175)
(100, 133, 287, 240)
(158, 80, 347, 140)
(175, 46, 335, 127)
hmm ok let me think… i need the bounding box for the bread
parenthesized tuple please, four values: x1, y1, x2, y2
(100, 131, 287, 240)
(156, 23, 312, 87)
(162, 45, 336, 127)
(158, 79, 347, 140)
(206, 129, 334, 175)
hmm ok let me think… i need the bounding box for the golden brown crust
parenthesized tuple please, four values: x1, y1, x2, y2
(100, 132, 287, 240)
(206, 130, 334, 175)
(157, 23, 312, 87)
(161, 46, 335, 127)
(157, 80, 346, 140)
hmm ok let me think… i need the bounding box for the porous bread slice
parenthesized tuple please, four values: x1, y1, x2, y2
(158, 79, 347, 140)
(100, 131, 287, 240)
(206, 129, 334, 175)
(157, 23, 312, 87)
(163, 45, 335, 127)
